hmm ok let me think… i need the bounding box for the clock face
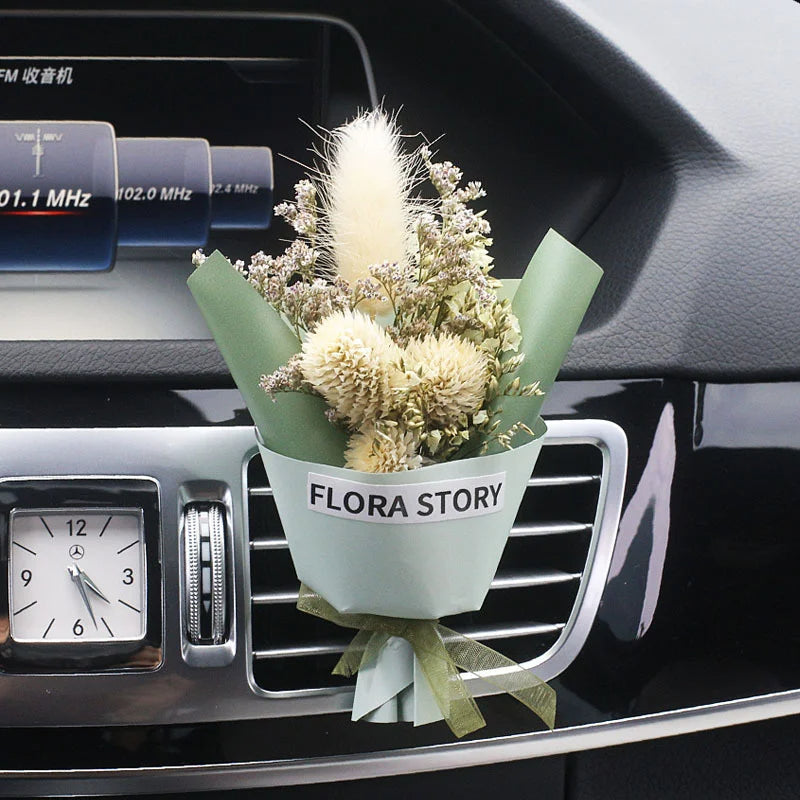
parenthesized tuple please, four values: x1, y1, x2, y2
(8, 508, 147, 643)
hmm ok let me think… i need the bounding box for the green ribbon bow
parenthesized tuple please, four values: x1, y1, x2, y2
(297, 584, 556, 738)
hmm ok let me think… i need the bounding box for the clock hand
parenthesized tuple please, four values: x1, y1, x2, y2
(68, 564, 98, 629)
(75, 564, 110, 604)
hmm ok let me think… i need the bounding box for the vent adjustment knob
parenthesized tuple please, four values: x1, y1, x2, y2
(183, 503, 227, 645)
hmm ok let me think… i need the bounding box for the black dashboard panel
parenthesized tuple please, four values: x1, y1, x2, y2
(0, 0, 797, 377)
(0, 5, 622, 359)
(0, 384, 798, 733)
(0, 379, 794, 796)
(457, 0, 800, 380)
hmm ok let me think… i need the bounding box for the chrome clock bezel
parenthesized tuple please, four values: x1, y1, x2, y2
(0, 477, 162, 673)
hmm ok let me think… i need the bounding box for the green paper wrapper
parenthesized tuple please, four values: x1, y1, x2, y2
(188, 230, 600, 465)
(350, 638, 442, 725)
(258, 436, 543, 618)
(259, 436, 549, 733)
(186, 228, 599, 737)
(482, 228, 603, 454)
(188, 250, 347, 465)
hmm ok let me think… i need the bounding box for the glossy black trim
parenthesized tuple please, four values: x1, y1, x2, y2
(0, 339, 231, 384)
(0, 384, 249, 428)
(0, 379, 796, 772)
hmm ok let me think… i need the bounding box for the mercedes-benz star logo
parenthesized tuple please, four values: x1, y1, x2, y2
(69, 544, 85, 560)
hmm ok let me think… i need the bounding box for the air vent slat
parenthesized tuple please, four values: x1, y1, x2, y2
(252, 569, 580, 606)
(462, 621, 566, 640)
(251, 521, 592, 552)
(509, 521, 592, 537)
(252, 590, 299, 605)
(527, 474, 600, 487)
(247, 422, 627, 694)
(491, 570, 581, 589)
(254, 643, 348, 659)
(253, 621, 566, 661)
(251, 538, 289, 551)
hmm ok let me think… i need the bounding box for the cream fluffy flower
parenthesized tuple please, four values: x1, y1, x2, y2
(319, 111, 422, 313)
(344, 423, 422, 473)
(404, 333, 488, 425)
(299, 309, 404, 427)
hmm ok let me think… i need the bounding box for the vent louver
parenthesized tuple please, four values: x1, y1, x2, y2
(247, 419, 626, 698)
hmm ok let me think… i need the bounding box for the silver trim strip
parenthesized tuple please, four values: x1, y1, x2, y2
(0, 690, 798, 796)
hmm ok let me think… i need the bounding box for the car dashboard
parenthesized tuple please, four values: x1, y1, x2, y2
(0, 2, 799, 798)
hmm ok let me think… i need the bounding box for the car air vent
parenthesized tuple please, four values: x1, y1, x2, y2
(247, 419, 626, 697)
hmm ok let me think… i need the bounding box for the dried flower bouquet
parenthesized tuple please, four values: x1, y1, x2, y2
(189, 110, 603, 737)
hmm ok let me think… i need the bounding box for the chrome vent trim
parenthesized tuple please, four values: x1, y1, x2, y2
(246, 418, 627, 703)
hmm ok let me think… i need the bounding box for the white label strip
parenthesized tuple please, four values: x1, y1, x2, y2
(306, 471, 506, 525)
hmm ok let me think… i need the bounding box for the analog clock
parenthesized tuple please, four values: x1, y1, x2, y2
(9, 508, 147, 643)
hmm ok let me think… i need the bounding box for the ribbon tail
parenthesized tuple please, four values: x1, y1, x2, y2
(333, 629, 386, 677)
(295, 585, 555, 734)
(411, 654, 446, 726)
(406, 621, 486, 739)
(438, 623, 556, 730)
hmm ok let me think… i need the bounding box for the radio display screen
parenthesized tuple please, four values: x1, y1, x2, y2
(0, 14, 372, 343)
(0, 58, 313, 271)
